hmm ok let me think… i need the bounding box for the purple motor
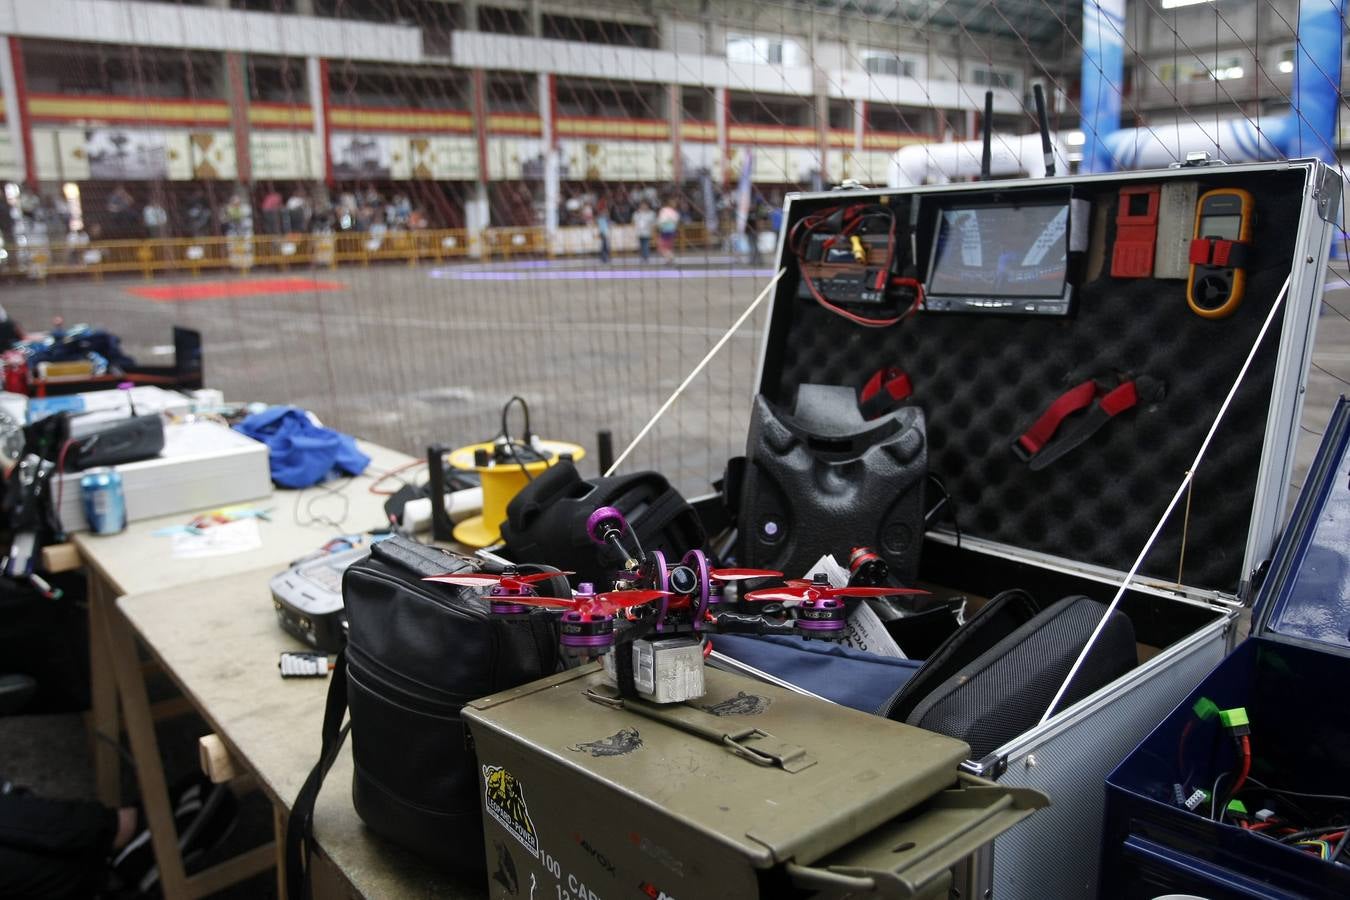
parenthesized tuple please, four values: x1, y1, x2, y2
(794, 597, 847, 639)
(558, 583, 616, 657)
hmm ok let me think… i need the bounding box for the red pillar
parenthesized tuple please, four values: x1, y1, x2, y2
(224, 53, 252, 185)
(318, 58, 333, 185)
(8, 37, 37, 187)
(472, 68, 489, 184)
(668, 83, 682, 184)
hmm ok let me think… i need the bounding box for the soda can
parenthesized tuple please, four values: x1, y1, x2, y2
(81, 467, 127, 534)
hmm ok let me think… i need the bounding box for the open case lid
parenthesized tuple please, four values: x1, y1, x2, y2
(756, 160, 1342, 602)
(1252, 396, 1350, 655)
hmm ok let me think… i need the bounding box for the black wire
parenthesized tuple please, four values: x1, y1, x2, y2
(1333, 828, 1350, 863)
(498, 395, 536, 482)
(293, 477, 352, 530)
(1277, 826, 1350, 845)
(1243, 776, 1350, 806)
(926, 474, 962, 550)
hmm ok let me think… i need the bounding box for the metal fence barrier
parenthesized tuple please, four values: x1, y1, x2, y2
(3, 224, 719, 280)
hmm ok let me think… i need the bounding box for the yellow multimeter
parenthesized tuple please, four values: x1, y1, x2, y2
(1187, 187, 1254, 319)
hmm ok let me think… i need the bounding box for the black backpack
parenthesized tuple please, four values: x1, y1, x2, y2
(499, 460, 706, 585)
(285, 537, 565, 893)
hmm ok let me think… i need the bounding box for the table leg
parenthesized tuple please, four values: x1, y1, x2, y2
(88, 575, 122, 807)
(274, 800, 288, 899)
(102, 598, 192, 898)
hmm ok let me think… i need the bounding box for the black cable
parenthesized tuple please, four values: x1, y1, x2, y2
(498, 395, 537, 482)
(926, 474, 962, 550)
(293, 478, 352, 530)
(1332, 828, 1350, 863)
(1276, 826, 1350, 844)
(1244, 776, 1350, 806)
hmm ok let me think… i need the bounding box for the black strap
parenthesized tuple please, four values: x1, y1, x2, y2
(285, 649, 350, 900)
(859, 367, 913, 419)
(1014, 375, 1164, 471)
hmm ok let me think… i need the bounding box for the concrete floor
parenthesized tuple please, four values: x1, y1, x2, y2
(2, 254, 776, 498)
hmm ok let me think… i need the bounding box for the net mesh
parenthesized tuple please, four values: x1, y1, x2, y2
(0, 0, 1345, 500)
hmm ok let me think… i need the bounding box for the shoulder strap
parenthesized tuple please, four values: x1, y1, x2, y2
(285, 649, 350, 900)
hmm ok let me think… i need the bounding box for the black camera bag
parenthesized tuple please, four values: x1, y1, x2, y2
(499, 459, 706, 585)
(285, 537, 563, 894)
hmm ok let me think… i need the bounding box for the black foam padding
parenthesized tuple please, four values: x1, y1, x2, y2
(892, 593, 1138, 761)
(738, 386, 927, 581)
(763, 170, 1307, 595)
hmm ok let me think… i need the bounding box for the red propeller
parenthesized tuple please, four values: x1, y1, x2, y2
(508, 589, 670, 618)
(708, 568, 782, 582)
(423, 570, 573, 592)
(744, 584, 927, 608)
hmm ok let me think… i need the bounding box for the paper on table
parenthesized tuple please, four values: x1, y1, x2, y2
(169, 517, 263, 559)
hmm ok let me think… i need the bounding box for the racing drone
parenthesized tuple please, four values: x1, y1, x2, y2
(425, 506, 923, 704)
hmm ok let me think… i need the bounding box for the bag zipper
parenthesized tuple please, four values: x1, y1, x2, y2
(346, 660, 470, 719)
(346, 643, 481, 707)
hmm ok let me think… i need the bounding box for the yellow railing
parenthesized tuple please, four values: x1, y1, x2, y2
(6, 224, 720, 280)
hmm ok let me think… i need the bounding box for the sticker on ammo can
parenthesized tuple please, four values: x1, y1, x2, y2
(482, 764, 539, 859)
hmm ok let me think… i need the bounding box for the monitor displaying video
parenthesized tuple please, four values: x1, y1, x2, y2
(924, 201, 1073, 315)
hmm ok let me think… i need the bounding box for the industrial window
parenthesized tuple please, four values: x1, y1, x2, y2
(862, 51, 916, 78)
(726, 34, 806, 67)
(971, 67, 1018, 90)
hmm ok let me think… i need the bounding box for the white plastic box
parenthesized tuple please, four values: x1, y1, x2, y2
(56, 421, 272, 531)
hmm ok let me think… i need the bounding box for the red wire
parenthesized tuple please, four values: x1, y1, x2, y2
(1230, 735, 1252, 797)
(1178, 719, 1195, 774)
(791, 202, 920, 329)
(367, 458, 427, 495)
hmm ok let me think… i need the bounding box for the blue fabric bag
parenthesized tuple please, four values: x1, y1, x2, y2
(712, 633, 921, 714)
(235, 406, 371, 489)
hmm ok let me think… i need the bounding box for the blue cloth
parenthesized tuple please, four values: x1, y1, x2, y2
(234, 406, 370, 489)
(712, 633, 921, 714)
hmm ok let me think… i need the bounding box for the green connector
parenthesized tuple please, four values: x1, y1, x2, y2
(1227, 799, 1248, 816)
(1192, 697, 1221, 721)
(1218, 707, 1249, 729)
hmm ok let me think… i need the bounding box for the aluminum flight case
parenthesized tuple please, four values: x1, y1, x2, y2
(464, 664, 1047, 900)
(752, 159, 1344, 899)
(1101, 397, 1350, 899)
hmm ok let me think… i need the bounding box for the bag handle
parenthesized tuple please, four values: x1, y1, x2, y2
(285, 649, 350, 900)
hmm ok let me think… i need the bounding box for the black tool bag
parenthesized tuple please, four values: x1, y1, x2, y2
(881, 589, 1137, 760)
(285, 537, 563, 895)
(735, 384, 927, 582)
(499, 459, 705, 585)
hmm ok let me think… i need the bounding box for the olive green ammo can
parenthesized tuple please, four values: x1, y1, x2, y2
(464, 665, 1046, 900)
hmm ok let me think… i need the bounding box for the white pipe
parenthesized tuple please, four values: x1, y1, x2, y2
(888, 132, 1071, 187)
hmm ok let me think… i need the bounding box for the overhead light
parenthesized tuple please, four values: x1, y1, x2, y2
(1277, 60, 1294, 74)
(1160, 0, 1213, 7)
(1065, 130, 1086, 146)
(1213, 66, 1244, 80)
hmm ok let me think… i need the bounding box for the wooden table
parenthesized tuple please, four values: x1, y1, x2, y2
(113, 567, 477, 898)
(71, 440, 439, 897)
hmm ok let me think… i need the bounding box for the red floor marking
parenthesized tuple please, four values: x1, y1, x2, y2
(128, 278, 346, 301)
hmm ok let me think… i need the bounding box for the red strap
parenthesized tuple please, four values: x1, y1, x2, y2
(1098, 381, 1138, 416)
(1016, 380, 1098, 456)
(1189, 238, 1212, 265)
(1211, 240, 1232, 267)
(861, 368, 911, 402)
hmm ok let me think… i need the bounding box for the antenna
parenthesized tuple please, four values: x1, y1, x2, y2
(1034, 83, 1055, 177)
(980, 90, 993, 180)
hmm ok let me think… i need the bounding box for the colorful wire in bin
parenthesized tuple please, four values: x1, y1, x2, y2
(1175, 701, 1350, 865)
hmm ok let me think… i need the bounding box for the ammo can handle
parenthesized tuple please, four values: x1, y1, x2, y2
(784, 773, 1047, 898)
